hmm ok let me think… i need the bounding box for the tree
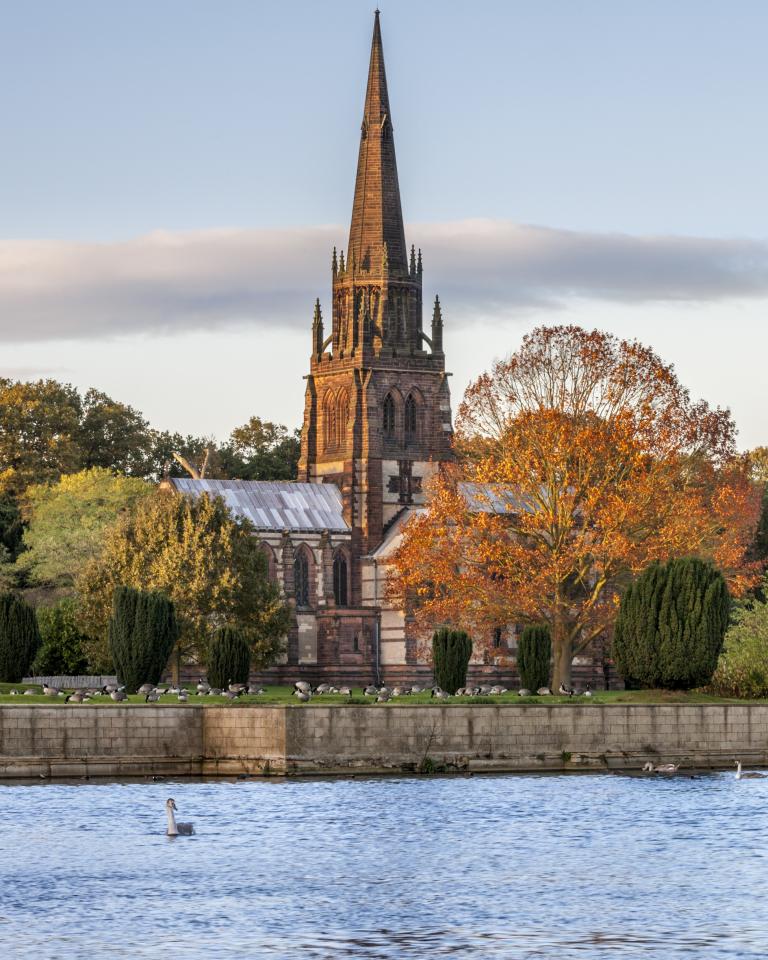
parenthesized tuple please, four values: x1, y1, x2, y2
(0, 592, 41, 682)
(32, 598, 89, 675)
(613, 557, 730, 690)
(77, 388, 153, 476)
(108, 587, 179, 692)
(391, 326, 760, 688)
(0, 496, 23, 563)
(207, 626, 251, 689)
(517, 625, 551, 691)
(77, 491, 290, 679)
(432, 628, 472, 693)
(17, 469, 152, 589)
(0, 379, 82, 497)
(220, 417, 301, 481)
(710, 582, 768, 698)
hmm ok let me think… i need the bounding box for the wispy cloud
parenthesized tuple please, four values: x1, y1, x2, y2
(1, 221, 767, 343)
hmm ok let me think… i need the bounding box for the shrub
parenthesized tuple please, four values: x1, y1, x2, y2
(709, 599, 768, 698)
(432, 628, 472, 694)
(0, 592, 41, 682)
(108, 586, 179, 693)
(207, 626, 251, 690)
(517, 625, 551, 691)
(613, 557, 730, 690)
(33, 598, 89, 675)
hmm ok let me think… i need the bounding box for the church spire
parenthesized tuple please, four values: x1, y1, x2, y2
(347, 10, 408, 278)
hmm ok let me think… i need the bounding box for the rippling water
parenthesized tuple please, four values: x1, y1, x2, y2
(0, 772, 765, 959)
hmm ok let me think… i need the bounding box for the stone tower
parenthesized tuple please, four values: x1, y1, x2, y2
(298, 11, 453, 585)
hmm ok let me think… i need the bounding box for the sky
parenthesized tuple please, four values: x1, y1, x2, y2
(1, 0, 767, 448)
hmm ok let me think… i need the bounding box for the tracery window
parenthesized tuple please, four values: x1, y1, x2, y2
(333, 552, 349, 606)
(383, 393, 395, 438)
(404, 394, 417, 441)
(294, 551, 310, 607)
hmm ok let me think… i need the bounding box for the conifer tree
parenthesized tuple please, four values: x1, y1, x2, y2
(0, 592, 41, 682)
(432, 628, 473, 694)
(517, 625, 551, 691)
(108, 586, 178, 693)
(207, 626, 251, 690)
(613, 557, 730, 689)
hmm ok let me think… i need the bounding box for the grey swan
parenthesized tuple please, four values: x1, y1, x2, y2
(166, 798, 194, 836)
(735, 761, 766, 780)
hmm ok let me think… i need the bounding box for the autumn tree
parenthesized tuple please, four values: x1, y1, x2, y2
(17, 468, 152, 590)
(76, 490, 290, 678)
(390, 325, 760, 689)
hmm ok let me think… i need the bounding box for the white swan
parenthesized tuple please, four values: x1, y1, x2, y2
(642, 761, 679, 774)
(735, 761, 766, 780)
(166, 798, 194, 836)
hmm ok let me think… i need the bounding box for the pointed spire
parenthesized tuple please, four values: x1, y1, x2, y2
(339, 249, 345, 273)
(417, 248, 423, 275)
(332, 246, 338, 276)
(348, 11, 407, 278)
(312, 298, 324, 356)
(431, 294, 443, 354)
(409, 244, 416, 275)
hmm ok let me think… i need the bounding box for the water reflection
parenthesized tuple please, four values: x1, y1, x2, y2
(0, 773, 765, 958)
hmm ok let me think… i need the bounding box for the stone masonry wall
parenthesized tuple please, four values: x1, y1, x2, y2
(1, 704, 767, 778)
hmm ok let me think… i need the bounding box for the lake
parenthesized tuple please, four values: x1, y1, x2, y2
(0, 771, 764, 958)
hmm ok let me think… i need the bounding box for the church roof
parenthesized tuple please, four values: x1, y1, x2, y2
(170, 479, 349, 533)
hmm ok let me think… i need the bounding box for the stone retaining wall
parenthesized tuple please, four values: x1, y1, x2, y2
(0, 704, 766, 778)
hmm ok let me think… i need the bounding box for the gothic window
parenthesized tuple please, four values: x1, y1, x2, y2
(294, 550, 310, 607)
(383, 393, 395, 439)
(259, 543, 277, 582)
(404, 394, 417, 441)
(324, 391, 338, 450)
(333, 551, 349, 606)
(493, 627, 503, 649)
(336, 390, 349, 447)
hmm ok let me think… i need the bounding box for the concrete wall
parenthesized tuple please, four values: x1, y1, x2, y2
(1, 704, 767, 778)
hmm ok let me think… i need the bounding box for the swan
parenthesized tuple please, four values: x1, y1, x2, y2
(735, 761, 766, 780)
(642, 762, 679, 774)
(165, 798, 194, 836)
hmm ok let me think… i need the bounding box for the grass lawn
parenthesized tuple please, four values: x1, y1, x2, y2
(0, 683, 763, 707)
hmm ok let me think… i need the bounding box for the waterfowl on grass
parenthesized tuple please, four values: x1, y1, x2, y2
(537, 687, 552, 696)
(110, 689, 126, 702)
(518, 689, 532, 697)
(138, 684, 155, 696)
(294, 690, 311, 702)
(558, 683, 575, 697)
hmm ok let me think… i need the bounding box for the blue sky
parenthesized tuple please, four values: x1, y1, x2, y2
(1, 1, 767, 446)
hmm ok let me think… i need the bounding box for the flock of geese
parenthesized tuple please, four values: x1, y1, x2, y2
(291, 680, 592, 703)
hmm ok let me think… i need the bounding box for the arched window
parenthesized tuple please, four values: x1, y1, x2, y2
(333, 552, 349, 606)
(294, 551, 310, 607)
(259, 543, 277, 582)
(404, 394, 417, 441)
(493, 627, 503, 649)
(336, 390, 349, 448)
(383, 393, 395, 438)
(324, 391, 338, 450)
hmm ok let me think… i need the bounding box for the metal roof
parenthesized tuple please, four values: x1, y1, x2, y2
(458, 482, 534, 515)
(170, 479, 349, 533)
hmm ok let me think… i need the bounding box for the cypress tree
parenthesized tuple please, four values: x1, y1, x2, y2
(108, 586, 178, 693)
(432, 628, 473, 694)
(517, 625, 551, 691)
(0, 592, 41, 682)
(207, 626, 251, 690)
(614, 558, 730, 690)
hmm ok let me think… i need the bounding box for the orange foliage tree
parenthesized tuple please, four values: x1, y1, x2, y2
(390, 326, 760, 688)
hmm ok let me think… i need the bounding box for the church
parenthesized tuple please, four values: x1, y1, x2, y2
(172, 13, 568, 685)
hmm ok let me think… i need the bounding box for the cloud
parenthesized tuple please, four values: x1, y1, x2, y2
(1, 220, 767, 343)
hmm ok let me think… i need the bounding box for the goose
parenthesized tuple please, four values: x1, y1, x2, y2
(9, 689, 18, 696)
(479, 686, 493, 696)
(433, 689, 450, 700)
(376, 691, 390, 702)
(315, 684, 332, 694)
(364, 685, 378, 696)
(23, 689, 36, 696)
(247, 686, 266, 695)
(294, 690, 311, 702)
(110, 689, 126, 702)
(294, 681, 312, 694)
(337, 687, 352, 696)
(227, 682, 245, 694)
(410, 686, 424, 695)
(145, 691, 160, 703)
(138, 684, 155, 696)
(558, 682, 575, 697)
(65, 692, 85, 703)
(583, 684, 593, 697)
(642, 762, 680, 774)
(165, 798, 194, 836)
(489, 686, 506, 695)
(196, 679, 210, 694)
(177, 692, 189, 703)
(208, 688, 222, 696)
(518, 688, 532, 697)
(537, 687, 552, 696)
(735, 761, 766, 780)
(43, 684, 61, 697)
(223, 689, 239, 700)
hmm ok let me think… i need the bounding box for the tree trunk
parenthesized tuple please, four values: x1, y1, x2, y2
(171, 644, 180, 687)
(551, 630, 573, 691)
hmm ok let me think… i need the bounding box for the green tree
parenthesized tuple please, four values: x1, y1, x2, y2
(709, 587, 768, 698)
(432, 628, 473, 694)
(220, 417, 301, 481)
(0, 592, 41, 682)
(32, 598, 89, 675)
(77, 388, 153, 476)
(0, 379, 82, 496)
(613, 557, 730, 690)
(17, 468, 151, 589)
(517, 625, 551, 691)
(108, 587, 179, 692)
(77, 491, 289, 679)
(207, 626, 251, 689)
